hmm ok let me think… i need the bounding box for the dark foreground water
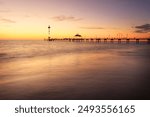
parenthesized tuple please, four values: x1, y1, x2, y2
(0, 40, 150, 100)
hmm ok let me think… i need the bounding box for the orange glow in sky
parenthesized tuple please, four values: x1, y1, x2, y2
(0, 0, 150, 40)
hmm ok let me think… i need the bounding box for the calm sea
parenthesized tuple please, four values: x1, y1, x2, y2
(0, 40, 150, 99)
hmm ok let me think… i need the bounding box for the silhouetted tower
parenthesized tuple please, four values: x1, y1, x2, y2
(48, 25, 51, 41)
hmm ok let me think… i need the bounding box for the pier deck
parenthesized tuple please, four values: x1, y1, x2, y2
(46, 38, 150, 44)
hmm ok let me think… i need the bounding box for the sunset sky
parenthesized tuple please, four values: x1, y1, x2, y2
(0, 0, 150, 40)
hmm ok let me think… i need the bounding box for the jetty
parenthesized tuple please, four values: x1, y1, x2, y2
(46, 25, 150, 44)
(46, 38, 150, 44)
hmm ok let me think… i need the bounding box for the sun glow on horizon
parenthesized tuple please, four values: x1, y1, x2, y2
(0, 0, 150, 40)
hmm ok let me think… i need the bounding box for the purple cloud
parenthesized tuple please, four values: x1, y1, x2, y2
(0, 18, 16, 23)
(80, 26, 104, 30)
(135, 24, 150, 33)
(52, 15, 82, 22)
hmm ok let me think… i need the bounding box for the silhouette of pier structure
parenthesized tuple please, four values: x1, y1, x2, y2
(45, 25, 150, 44)
(47, 38, 150, 44)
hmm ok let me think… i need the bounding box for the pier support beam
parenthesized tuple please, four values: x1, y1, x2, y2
(136, 39, 140, 44)
(86, 39, 89, 42)
(111, 39, 114, 43)
(96, 39, 101, 42)
(90, 38, 94, 42)
(147, 39, 150, 44)
(104, 39, 107, 43)
(118, 39, 121, 43)
(126, 39, 130, 43)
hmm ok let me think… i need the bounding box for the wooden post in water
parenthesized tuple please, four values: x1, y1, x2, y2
(86, 39, 89, 42)
(98, 38, 101, 43)
(104, 38, 107, 43)
(126, 39, 130, 43)
(147, 39, 150, 44)
(118, 39, 121, 43)
(91, 38, 94, 42)
(96, 38, 100, 42)
(111, 39, 114, 43)
(136, 39, 140, 44)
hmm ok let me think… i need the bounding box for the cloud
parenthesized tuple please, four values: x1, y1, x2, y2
(52, 15, 82, 22)
(0, 18, 16, 23)
(80, 26, 104, 30)
(134, 24, 150, 33)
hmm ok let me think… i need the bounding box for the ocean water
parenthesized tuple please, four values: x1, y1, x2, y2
(0, 40, 150, 99)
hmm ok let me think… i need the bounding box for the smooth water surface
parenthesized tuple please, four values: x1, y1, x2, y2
(0, 40, 150, 99)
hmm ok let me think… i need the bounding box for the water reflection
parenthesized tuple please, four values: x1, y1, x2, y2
(0, 41, 150, 99)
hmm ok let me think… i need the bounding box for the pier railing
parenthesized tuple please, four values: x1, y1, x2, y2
(46, 38, 150, 44)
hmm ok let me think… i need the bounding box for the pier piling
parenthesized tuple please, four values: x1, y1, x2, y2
(104, 39, 107, 43)
(126, 39, 130, 43)
(111, 39, 114, 43)
(147, 39, 150, 44)
(136, 39, 140, 44)
(118, 39, 121, 43)
(47, 37, 150, 44)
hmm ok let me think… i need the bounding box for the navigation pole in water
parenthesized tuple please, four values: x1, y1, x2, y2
(48, 25, 51, 41)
